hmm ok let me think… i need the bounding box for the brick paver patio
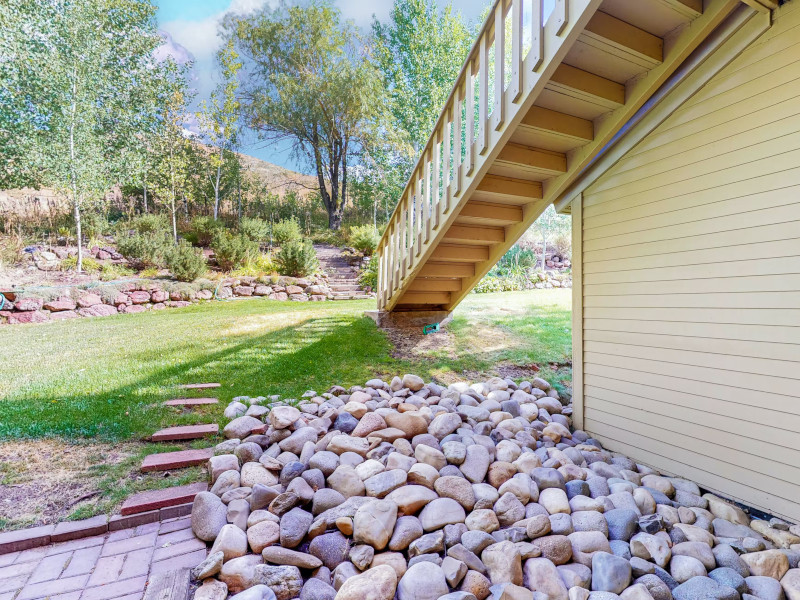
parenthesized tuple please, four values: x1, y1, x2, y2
(0, 517, 205, 600)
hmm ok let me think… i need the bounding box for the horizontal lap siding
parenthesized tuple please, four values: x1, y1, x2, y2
(580, 4, 800, 522)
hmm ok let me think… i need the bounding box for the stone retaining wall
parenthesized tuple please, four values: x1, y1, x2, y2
(0, 275, 338, 326)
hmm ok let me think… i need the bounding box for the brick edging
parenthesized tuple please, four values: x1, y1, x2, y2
(0, 502, 193, 555)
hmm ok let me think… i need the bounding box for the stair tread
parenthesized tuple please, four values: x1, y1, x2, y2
(141, 448, 213, 472)
(120, 482, 208, 515)
(151, 424, 219, 441)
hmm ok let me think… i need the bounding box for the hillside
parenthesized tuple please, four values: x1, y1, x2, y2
(0, 151, 317, 228)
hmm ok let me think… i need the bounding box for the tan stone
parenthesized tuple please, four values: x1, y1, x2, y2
(742, 549, 790, 580)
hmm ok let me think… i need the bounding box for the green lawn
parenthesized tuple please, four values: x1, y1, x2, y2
(0, 289, 572, 441)
(0, 289, 571, 527)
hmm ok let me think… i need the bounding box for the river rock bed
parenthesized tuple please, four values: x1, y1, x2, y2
(190, 375, 800, 600)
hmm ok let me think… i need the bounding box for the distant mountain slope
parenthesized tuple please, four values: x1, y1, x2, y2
(237, 151, 318, 197)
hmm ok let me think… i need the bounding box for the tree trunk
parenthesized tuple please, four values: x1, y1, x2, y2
(143, 172, 148, 213)
(213, 145, 223, 220)
(69, 66, 81, 272)
(328, 209, 343, 230)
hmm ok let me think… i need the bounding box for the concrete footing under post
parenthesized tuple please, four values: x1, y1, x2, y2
(364, 310, 453, 329)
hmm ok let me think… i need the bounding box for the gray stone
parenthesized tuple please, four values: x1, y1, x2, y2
(713, 544, 750, 578)
(708, 567, 746, 596)
(309, 531, 350, 570)
(253, 565, 303, 600)
(280, 507, 313, 549)
(605, 509, 639, 542)
(397, 561, 449, 600)
(228, 585, 277, 600)
(299, 578, 336, 600)
(672, 576, 740, 600)
(192, 491, 228, 542)
(591, 552, 631, 594)
(744, 575, 784, 600)
(192, 550, 224, 580)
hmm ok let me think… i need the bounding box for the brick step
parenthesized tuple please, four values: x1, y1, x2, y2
(151, 424, 219, 441)
(120, 482, 207, 516)
(141, 448, 213, 472)
(180, 382, 220, 390)
(163, 397, 219, 407)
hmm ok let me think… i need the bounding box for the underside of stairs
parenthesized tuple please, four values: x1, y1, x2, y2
(377, 0, 754, 314)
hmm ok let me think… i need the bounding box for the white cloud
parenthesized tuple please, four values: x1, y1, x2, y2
(160, 0, 273, 63)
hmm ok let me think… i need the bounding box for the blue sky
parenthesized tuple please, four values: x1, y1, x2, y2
(156, 0, 490, 173)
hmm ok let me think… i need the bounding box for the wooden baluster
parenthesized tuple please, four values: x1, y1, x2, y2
(443, 108, 452, 213)
(432, 130, 441, 231)
(416, 171, 423, 255)
(531, 0, 543, 71)
(510, 0, 523, 102)
(454, 85, 463, 193)
(492, 2, 506, 131)
(378, 244, 385, 308)
(479, 31, 489, 155)
(466, 58, 475, 175)
(406, 193, 414, 271)
(423, 149, 431, 244)
(388, 223, 396, 300)
(554, 0, 568, 35)
(401, 198, 409, 276)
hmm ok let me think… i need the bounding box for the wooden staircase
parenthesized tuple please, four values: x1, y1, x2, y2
(376, 0, 745, 313)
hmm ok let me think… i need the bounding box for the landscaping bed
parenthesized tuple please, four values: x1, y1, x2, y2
(186, 374, 800, 600)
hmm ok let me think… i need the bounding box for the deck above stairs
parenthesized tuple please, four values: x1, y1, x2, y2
(376, 0, 752, 314)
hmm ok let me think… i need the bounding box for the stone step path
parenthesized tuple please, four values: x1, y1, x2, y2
(120, 483, 207, 516)
(150, 424, 218, 442)
(163, 397, 218, 407)
(314, 243, 373, 300)
(140, 448, 213, 472)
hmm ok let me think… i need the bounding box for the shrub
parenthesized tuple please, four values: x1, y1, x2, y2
(275, 239, 318, 277)
(128, 214, 170, 235)
(78, 210, 110, 241)
(230, 252, 277, 277)
(239, 218, 270, 245)
(272, 218, 302, 245)
(140, 266, 160, 278)
(165, 240, 207, 282)
(358, 257, 378, 291)
(212, 231, 258, 271)
(309, 229, 347, 246)
(116, 233, 170, 269)
(349, 225, 379, 256)
(98, 263, 134, 282)
(186, 216, 225, 247)
(60, 255, 101, 273)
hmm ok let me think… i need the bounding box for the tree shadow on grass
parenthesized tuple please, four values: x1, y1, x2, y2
(0, 311, 398, 440)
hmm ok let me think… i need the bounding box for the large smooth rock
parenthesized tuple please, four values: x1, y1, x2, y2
(419, 498, 467, 532)
(335, 564, 398, 600)
(522, 557, 568, 600)
(353, 499, 398, 550)
(482, 541, 523, 586)
(397, 562, 449, 600)
(210, 524, 248, 561)
(253, 565, 303, 600)
(192, 491, 228, 542)
(591, 552, 631, 594)
(672, 576, 739, 600)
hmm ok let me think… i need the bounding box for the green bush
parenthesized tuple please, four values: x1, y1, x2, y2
(239, 218, 271, 245)
(212, 231, 258, 271)
(116, 233, 170, 269)
(126, 214, 170, 235)
(165, 240, 207, 282)
(275, 239, 318, 277)
(186, 216, 225, 246)
(358, 257, 378, 291)
(349, 225, 379, 256)
(98, 263, 134, 282)
(272, 218, 302, 245)
(309, 229, 347, 247)
(78, 210, 110, 241)
(60, 255, 101, 273)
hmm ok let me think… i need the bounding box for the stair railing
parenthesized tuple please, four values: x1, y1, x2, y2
(376, 0, 578, 311)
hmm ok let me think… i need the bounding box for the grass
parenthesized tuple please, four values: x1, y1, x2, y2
(0, 290, 572, 440)
(0, 289, 571, 527)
